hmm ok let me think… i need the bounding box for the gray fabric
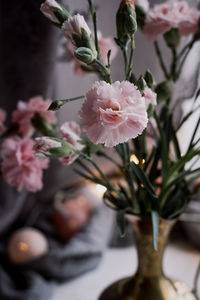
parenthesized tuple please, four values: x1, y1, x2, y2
(0, 204, 114, 300)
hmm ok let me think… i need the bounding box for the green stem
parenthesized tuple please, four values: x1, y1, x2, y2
(123, 47, 129, 80)
(127, 37, 135, 80)
(92, 59, 112, 83)
(177, 39, 194, 61)
(176, 47, 191, 79)
(88, 0, 100, 58)
(170, 48, 177, 81)
(193, 259, 200, 297)
(154, 41, 169, 80)
(187, 115, 200, 151)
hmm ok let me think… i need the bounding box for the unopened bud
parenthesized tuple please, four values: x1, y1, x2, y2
(116, 0, 137, 46)
(75, 47, 97, 64)
(144, 69, 156, 88)
(34, 137, 78, 159)
(164, 28, 180, 49)
(137, 76, 147, 94)
(40, 0, 70, 26)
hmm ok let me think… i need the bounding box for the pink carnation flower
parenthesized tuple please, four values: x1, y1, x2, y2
(62, 14, 91, 44)
(0, 109, 6, 136)
(1, 136, 49, 192)
(12, 96, 57, 138)
(143, 87, 157, 109)
(60, 121, 83, 166)
(80, 81, 148, 148)
(65, 32, 118, 75)
(144, 0, 200, 41)
(135, 0, 149, 12)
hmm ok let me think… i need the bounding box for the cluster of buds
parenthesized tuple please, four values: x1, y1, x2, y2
(62, 14, 97, 63)
(41, 0, 97, 65)
(116, 0, 137, 47)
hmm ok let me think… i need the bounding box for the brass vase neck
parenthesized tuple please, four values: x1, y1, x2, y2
(132, 217, 176, 277)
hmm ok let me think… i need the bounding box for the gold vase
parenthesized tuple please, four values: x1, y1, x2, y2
(99, 217, 197, 300)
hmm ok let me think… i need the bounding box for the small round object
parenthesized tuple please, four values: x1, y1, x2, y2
(8, 227, 48, 264)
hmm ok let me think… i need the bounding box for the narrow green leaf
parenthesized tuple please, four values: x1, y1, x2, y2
(130, 162, 158, 199)
(151, 211, 159, 251)
(165, 149, 200, 186)
(74, 168, 104, 186)
(154, 112, 168, 179)
(188, 116, 200, 151)
(117, 209, 126, 237)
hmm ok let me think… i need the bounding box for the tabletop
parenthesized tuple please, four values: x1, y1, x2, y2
(50, 245, 200, 300)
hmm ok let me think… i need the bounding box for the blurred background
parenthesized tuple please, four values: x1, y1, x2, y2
(0, 0, 200, 300)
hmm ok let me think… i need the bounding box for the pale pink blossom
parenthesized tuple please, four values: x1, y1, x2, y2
(62, 14, 91, 43)
(40, 0, 62, 24)
(1, 136, 49, 192)
(34, 137, 62, 159)
(60, 121, 83, 166)
(143, 87, 157, 109)
(135, 0, 149, 12)
(12, 96, 56, 138)
(65, 32, 118, 75)
(80, 81, 148, 148)
(144, 0, 200, 41)
(0, 109, 6, 136)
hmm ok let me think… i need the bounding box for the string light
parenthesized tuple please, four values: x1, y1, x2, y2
(130, 154, 139, 165)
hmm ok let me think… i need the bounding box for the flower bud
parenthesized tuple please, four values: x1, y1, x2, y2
(34, 137, 62, 159)
(62, 14, 96, 54)
(137, 76, 147, 94)
(34, 137, 77, 159)
(75, 47, 97, 64)
(116, 0, 137, 46)
(62, 14, 91, 43)
(40, 0, 71, 26)
(164, 28, 180, 49)
(144, 69, 156, 89)
(155, 81, 173, 103)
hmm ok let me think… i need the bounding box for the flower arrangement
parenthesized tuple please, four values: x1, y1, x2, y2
(1, 0, 200, 249)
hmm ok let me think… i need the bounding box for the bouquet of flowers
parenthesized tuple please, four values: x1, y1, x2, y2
(1, 0, 200, 251)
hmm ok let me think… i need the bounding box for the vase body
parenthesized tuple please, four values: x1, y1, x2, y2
(99, 217, 197, 300)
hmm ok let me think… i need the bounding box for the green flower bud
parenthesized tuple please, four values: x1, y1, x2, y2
(75, 47, 97, 64)
(155, 81, 173, 103)
(137, 76, 147, 94)
(116, 0, 137, 47)
(164, 28, 180, 49)
(144, 69, 156, 89)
